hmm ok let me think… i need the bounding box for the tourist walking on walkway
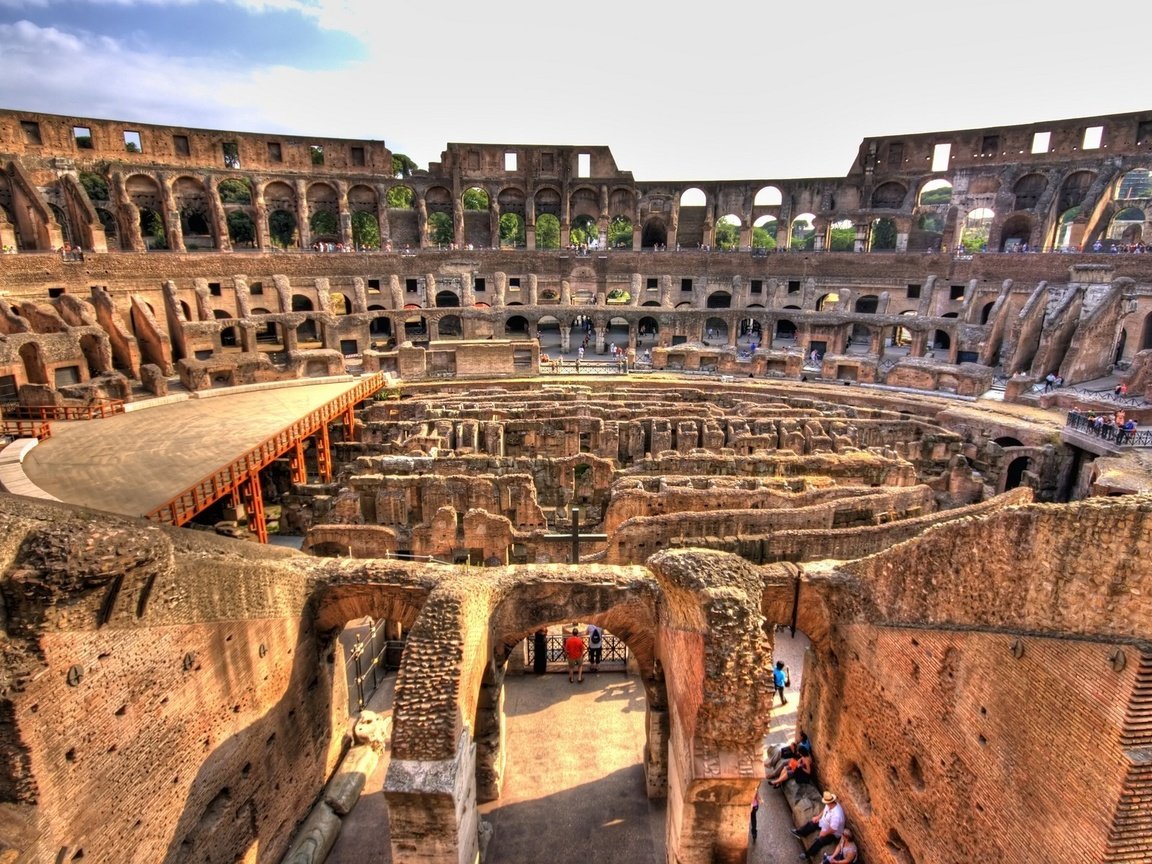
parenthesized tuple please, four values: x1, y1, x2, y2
(773, 659, 791, 705)
(564, 627, 585, 683)
(750, 788, 760, 842)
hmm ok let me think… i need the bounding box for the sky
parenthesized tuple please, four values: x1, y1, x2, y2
(0, 0, 1148, 182)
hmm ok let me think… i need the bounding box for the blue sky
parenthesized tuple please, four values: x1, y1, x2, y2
(0, 0, 1148, 181)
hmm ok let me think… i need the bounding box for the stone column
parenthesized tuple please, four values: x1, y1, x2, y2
(461, 273, 476, 308)
(337, 182, 353, 248)
(159, 173, 186, 253)
(374, 183, 392, 249)
(493, 272, 507, 308)
(525, 273, 539, 305)
(294, 179, 310, 250)
(204, 175, 232, 252)
(254, 182, 270, 251)
(389, 274, 404, 309)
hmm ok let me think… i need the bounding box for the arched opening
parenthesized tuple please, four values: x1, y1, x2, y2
(706, 291, 731, 309)
(869, 218, 897, 251)
(499, 212, 526, 249)
(295, 319, 319, 346)
(570, 214, 597, 248)
(608, 215, 633, 249)
(463, 187, 489, 211)
(175, 177, 214, 249)
(1116, 168, 1152, 200)
(932, 330, 951, 351)
(1142, 312, 1152, 351)
(438, 315, 462, 338)
(961, 208, 995, 252)
(226, 211, 256, 247)
(704, 317, 728, 343)
(817, 292, 840, 312)
(537, 213, 561, 250)
(828, 219, 855, 252)
(1114, 328, 1127, 365)
(350, 209, 380, 250)
(918, 179, 952, 205)
(638, 316, 659, 346)
(775, 318, 797, 340)
(427, 212, 453, 247)
(994, 436, 1024, 448)
(752, 215, 777, 250)
(790, 213, 816, 250)
(715, 214, 741, 251)
(871, 181, 906, 209)
(435, 290, 461, 309)
(1108, 207, 1146, 245)
(854, 295, 878, 314)
(404, 316, 428, 341)
(505, 316, 530, 338)
(981, 301, 997, 325)
(679, 188, 706, 207)
(139, 207, 167, 250)
(893, 310, 917, 348)
(19, 342, 48, 385)
(291, 295, 314, 313)
(218, 178, 252, 205)
(537, 315, 561, 352)
(605, 317, 629, 353)
(1004, 456, 1031, 491)
(1000, 215, 1033, 252)
(754, 185, 782, 206)
(641, 217, 667, 250)
(1013, 174, 1047, 211)
(369, 313, 392, 340)
(268, 209, 297, 249)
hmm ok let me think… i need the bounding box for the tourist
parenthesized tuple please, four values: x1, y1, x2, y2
(768, 750, 812, 788)
(1044, 373, 1056, 392)
(1115, 382, 1128, 397)
(821, 827, 858, 864)
(564, 627, 585, 683)
(586, 622, 603, 672)
(1118, 418, 1137, 445)
(792, 790, 846, 860)
(750, 788, 760, 842)
(773, 659, 791, 705)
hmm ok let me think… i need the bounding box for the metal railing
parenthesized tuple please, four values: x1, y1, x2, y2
(1066, 411, 1152, 447)
(1, 400, 124, 421)
(526, 632, 629, 667)
(0, 420, 52, 440)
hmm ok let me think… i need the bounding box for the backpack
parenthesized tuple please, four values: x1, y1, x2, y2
(590, 628, 602, 646)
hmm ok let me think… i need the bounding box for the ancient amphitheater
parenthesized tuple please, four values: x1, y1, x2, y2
(1, 107, 1151, 864)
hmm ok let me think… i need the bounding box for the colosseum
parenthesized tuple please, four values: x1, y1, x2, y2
(1, 106, 1151, 864)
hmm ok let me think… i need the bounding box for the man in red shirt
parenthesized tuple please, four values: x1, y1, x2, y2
(564, 627, 585, 683)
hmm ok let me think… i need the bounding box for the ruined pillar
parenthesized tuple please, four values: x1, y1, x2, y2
(159, 172, 187, 253)
(525, 273, 539, 306)
(294, 178, 310, 249)
(650, 550, 773, 864)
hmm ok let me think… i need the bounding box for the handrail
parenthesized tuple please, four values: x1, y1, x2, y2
(1, 401, 125, 421)
(1066, 411, 1152, 447)
(1, 420, 52, 440)
(145, 373, 385, 527)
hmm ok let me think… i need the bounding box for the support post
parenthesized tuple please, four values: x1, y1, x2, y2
(317, 425, 333, 483)
(290, 440, 308, 484)
(241, 474, 268, 544)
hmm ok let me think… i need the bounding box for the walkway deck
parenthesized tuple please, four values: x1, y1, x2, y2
(19, 378, 368, 517)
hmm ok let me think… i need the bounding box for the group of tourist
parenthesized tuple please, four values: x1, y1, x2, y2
(1069, 406, 1138, 443)
(561, 624, 604, 683)
(757, 730, 858, 862)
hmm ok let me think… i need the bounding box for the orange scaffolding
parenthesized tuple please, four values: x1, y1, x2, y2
(145, 373, 385, 539)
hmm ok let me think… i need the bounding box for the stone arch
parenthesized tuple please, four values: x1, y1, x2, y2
(438, 314, 462, 337)
(999, 214, 1034, 251)
(641, 217, 667, 249)
(871, 181, 907, 209)
(855, 295, 879, 314)
(1004, 456, 1031, 491)
(505, 315, 529, 337)
(754, 185, 783, 206)
(434, 290, 460, 308)
(1013, 173, 1047, 211)
(790, 213, 817, 250)
(1141, 311, 1152, 351)
(706, 291, 731, 309)
(173, 176, 214, 249)
(918, 178, 952, 206)
(1116, 168, 1152, 200)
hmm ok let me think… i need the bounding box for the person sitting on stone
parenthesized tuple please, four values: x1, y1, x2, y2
(820, 827, 858, 864)
(792, 790, 845, 860)
(768, 750, 812, 788)
(766, 730, 811, 775)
